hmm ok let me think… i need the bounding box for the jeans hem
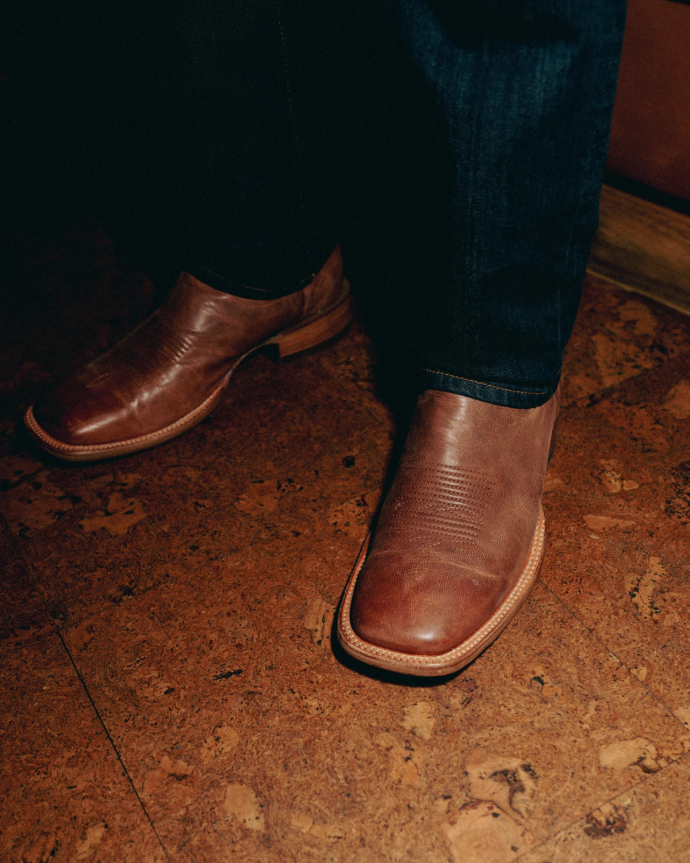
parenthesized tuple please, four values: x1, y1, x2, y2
(184, 265, 313, 299)
(420, 368, 559, 409)
(184, 236, 339, 299)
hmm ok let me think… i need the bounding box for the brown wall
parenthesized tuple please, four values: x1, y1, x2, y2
(607, 0, 690, 201)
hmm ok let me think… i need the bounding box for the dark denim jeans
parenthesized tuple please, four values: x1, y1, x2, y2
(176, 0, 626, 408)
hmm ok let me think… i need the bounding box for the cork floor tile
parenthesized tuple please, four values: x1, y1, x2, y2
(519, 755, 690, 863)
(562, 274, 690, 406)
(0, 634, 165, 862)
(61, 533, 688, 863)
(0, 518, 54, 645)
(542, 280, 690, 735)
(315, 315, 397, 435)
(3, 226, 690, 861)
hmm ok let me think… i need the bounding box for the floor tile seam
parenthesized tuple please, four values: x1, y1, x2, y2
(513, 761, 680, 862)
(0, 625, 67, 662)
(6, 506, 202, 642)
(51, 478, 384, 637)
(537, 577, 690, 737)
(54, 625, 173, 862)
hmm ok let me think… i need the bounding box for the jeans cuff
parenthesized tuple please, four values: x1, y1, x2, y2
(420, 368, 559, 409)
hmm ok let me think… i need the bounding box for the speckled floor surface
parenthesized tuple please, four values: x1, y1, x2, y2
(1, 226, 690, 863)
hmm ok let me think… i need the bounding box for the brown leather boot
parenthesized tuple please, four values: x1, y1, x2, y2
(25, 246, 350, 461)
(337, 387, 559, 676)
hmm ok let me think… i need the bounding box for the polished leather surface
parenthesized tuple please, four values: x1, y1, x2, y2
(31, 246, 343, 447)
(351, 387, 559, 656)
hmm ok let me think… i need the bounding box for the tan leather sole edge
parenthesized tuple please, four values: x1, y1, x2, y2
(24, 281, 352, 462)
(336, 506, 546, 677)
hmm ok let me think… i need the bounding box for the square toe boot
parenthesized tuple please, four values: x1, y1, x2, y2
(25, 246, 350, 461)
(337, 387, 559, 676)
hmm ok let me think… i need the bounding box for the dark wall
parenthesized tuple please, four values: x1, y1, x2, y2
(607, 0, 690, 202)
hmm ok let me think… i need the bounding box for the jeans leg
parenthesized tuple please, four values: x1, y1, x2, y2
(173, 0, 342, 298)
(385, 0, 626, 408)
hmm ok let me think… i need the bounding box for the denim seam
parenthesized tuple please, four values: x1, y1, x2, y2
(421, 368, 549, 396)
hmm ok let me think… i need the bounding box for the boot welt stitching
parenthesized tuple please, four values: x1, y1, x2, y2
(23, 383, 226, 454)
(25, 285, 351, 456)
(337, 507, 545, 670)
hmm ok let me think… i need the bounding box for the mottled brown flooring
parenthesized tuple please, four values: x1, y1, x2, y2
(1, 227, 690, 863)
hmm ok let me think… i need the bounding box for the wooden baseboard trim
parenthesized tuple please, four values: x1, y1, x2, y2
(587, 184, 690, 316)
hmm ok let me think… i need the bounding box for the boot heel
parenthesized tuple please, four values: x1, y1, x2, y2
(274, 281, 352, 359)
